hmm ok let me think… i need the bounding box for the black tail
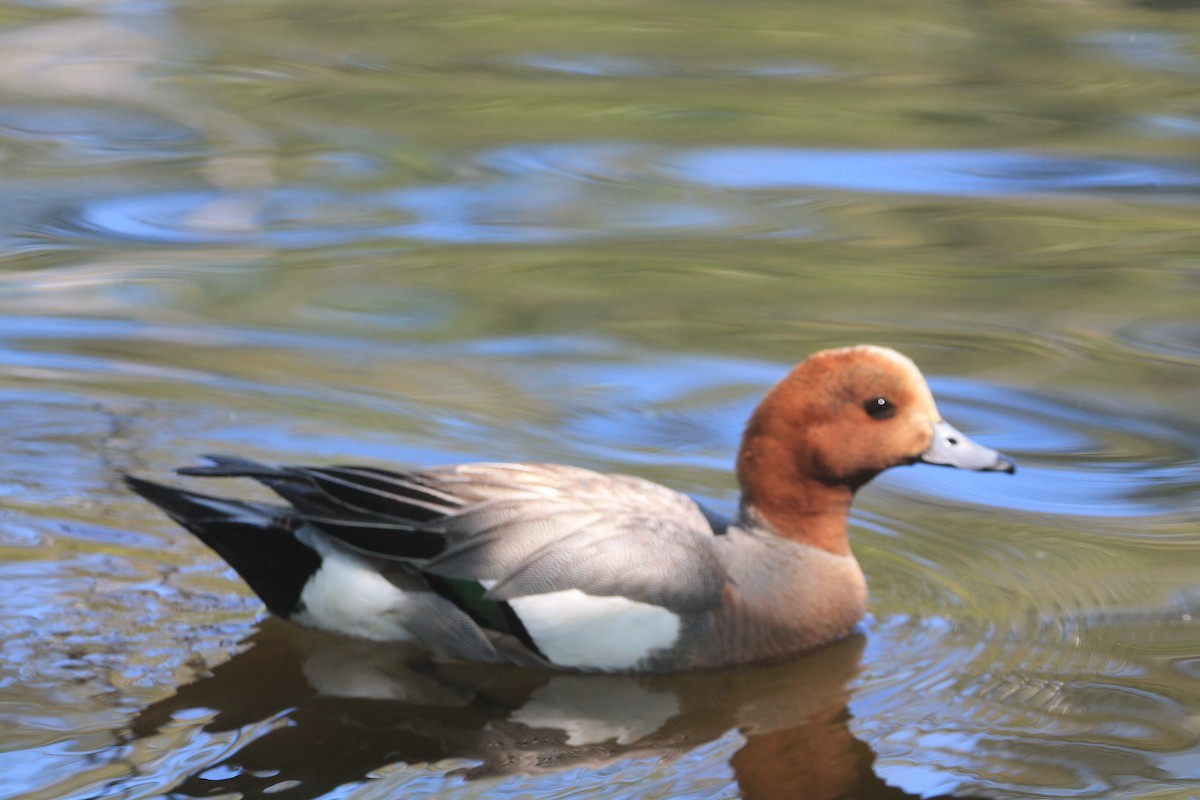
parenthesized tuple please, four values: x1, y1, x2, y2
(125, 475, 322, 618)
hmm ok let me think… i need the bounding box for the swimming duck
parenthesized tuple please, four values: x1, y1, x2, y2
(127, 345, 1014, 673)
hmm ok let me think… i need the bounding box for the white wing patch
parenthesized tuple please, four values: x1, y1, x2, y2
(507, 589, 681, 671)
(294, 527, 414, 642)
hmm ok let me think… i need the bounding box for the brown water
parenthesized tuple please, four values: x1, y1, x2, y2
(0, 1, 1198, 798)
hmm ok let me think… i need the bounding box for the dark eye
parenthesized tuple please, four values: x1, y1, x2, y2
(863, 396, 895, 420)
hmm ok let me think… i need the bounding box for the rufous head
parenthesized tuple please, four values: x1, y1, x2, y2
(736, 345, 1014, 554)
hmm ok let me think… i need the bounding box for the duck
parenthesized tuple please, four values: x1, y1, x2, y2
(126, 345, 1015, 673)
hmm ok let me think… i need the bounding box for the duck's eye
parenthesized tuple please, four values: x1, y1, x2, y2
(863, 396, 896, 420)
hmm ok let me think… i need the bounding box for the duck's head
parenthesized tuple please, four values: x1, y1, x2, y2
(736, 345, 1014, 553)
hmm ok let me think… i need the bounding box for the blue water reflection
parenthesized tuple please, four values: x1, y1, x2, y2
(29, 143, 1200, 249)
(665, 148, 1200, 198)
(512, 53, 830, 79)
(0, 105, 197, 155)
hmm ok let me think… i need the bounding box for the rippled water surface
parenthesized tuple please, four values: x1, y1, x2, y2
(1, 1, 1198, 798)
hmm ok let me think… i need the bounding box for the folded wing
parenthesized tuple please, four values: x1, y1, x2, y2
(177, 457, 729, 615)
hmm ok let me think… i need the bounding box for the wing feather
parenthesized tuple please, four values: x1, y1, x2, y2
(171, 456, 730, 614)
(303, 467, 465, 518)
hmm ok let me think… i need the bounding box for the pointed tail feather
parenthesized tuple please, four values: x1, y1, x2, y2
(125, 474, 320, 617)
(124, 474, 276, 526)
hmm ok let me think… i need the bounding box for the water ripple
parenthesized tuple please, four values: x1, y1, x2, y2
(854, 610, 1200, 797)
(879, 375, 1197, 518)
(1115, 317, 1200, 361)
(2, 316, 1192, 520)
(0, 105, 198, 159)
(26, 143, 1200, 248)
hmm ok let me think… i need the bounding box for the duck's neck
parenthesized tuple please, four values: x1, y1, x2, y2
(736, 432, 855, 556)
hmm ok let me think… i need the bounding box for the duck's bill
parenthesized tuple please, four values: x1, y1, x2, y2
(920, 420, 1016, 474)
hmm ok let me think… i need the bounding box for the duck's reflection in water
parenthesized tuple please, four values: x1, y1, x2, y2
(128, 621, 983, 799)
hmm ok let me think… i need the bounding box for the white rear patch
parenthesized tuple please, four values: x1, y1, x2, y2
(294, 528, 414, 641)
(507, 589, 680, 671)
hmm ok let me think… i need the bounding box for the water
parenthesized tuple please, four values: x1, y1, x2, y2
(0, 0, 1197, 798)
